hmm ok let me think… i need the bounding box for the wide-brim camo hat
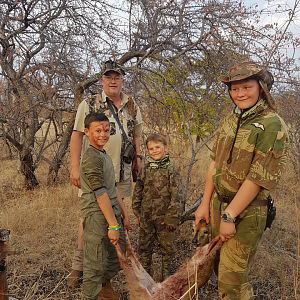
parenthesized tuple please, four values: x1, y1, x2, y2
(220, 61, 275, 109)
(102, 59, 126, 76)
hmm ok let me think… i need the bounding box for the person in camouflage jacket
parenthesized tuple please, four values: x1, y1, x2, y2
(195, 61, 289, 300)
(132, 133, 183, 281)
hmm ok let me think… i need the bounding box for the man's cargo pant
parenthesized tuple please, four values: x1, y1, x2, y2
(211, 192, 267, 300)
(82, 208, 125, 300)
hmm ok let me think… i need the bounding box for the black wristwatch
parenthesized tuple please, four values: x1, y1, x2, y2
(221, 211, 236, 223)
(137, 155, 143, 160)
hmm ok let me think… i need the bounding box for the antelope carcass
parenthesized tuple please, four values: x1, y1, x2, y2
(115, 233, 223, 300)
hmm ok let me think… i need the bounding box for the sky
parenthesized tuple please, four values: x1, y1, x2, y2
(244, 0, 300, 66)
(244, 0, 300, 31)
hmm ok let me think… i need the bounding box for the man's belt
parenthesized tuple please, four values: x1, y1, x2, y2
(217, 194, 267, 206)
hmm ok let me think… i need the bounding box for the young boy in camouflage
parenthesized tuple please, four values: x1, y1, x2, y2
(195, 61, 289, 300)
(80, 112, 130, 300)
(132, 133, 183, 281)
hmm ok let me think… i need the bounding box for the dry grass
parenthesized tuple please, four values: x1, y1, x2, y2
(1, 160, 80, 299)
(0, 143, 299, 299)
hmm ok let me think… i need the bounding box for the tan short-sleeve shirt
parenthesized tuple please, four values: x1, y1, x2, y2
(74, 91, 142, 184)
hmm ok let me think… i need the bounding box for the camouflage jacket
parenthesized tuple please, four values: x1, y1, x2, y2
(211, 99, 289, 200)
(132, 156, 183, 227)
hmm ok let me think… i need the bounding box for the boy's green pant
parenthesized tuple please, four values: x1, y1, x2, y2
(211, 193, 267, 300)
(138, 218, 175, 281)
(82, 210, 125, 300)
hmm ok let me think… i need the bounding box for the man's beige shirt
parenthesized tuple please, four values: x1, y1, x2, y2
(74, 91, 142, 183)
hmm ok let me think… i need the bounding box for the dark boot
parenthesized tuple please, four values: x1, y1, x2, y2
(66, 269, 83, 289)
(98, 282, 121, 300)
(66, 248, 83, 288)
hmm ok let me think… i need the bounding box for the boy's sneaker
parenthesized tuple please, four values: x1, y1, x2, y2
(98, 282, 121, 300)
(66, 269, 83, 288)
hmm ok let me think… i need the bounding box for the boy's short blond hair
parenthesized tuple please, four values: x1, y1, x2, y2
(146, 133, 168, 148)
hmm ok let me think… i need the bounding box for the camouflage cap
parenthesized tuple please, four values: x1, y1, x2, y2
(221, 61, 266, 85)
(220, 61, 275, 109)
(101, 59, 126, 76)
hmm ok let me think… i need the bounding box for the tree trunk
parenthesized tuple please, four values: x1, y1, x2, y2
(47, 114, 76, 185)
(20, 147, 39, 190)
(5, 140, 13, 159)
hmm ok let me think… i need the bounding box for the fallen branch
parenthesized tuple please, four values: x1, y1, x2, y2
(180, 195, 203, 224)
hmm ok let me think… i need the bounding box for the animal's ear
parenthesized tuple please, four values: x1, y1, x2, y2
(199, 219, 206, 224)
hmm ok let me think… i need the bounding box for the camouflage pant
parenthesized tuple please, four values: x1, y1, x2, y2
(211, 193, 267, 300)
(82, 210, 125, 300)
(138, 218, 175, 280)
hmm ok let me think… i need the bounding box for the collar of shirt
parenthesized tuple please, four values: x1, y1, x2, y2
(101, 91, 129, 111)
(234, 98, 268, 120)
(146, 154, 170, 169)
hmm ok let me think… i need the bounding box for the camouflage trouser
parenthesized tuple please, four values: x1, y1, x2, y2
(82, 210, 125, 300)
(138, 218, 175, 281)
(211, 192, 267, 300)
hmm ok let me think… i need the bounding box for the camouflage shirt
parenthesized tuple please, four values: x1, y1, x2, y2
(211, 99, 289, 200)
(132, 155, 183, 227)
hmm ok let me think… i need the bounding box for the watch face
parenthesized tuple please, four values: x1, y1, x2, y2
(221, 212, 235, 223)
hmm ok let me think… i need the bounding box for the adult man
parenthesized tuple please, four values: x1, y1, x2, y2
(68, 60, 143, 299)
